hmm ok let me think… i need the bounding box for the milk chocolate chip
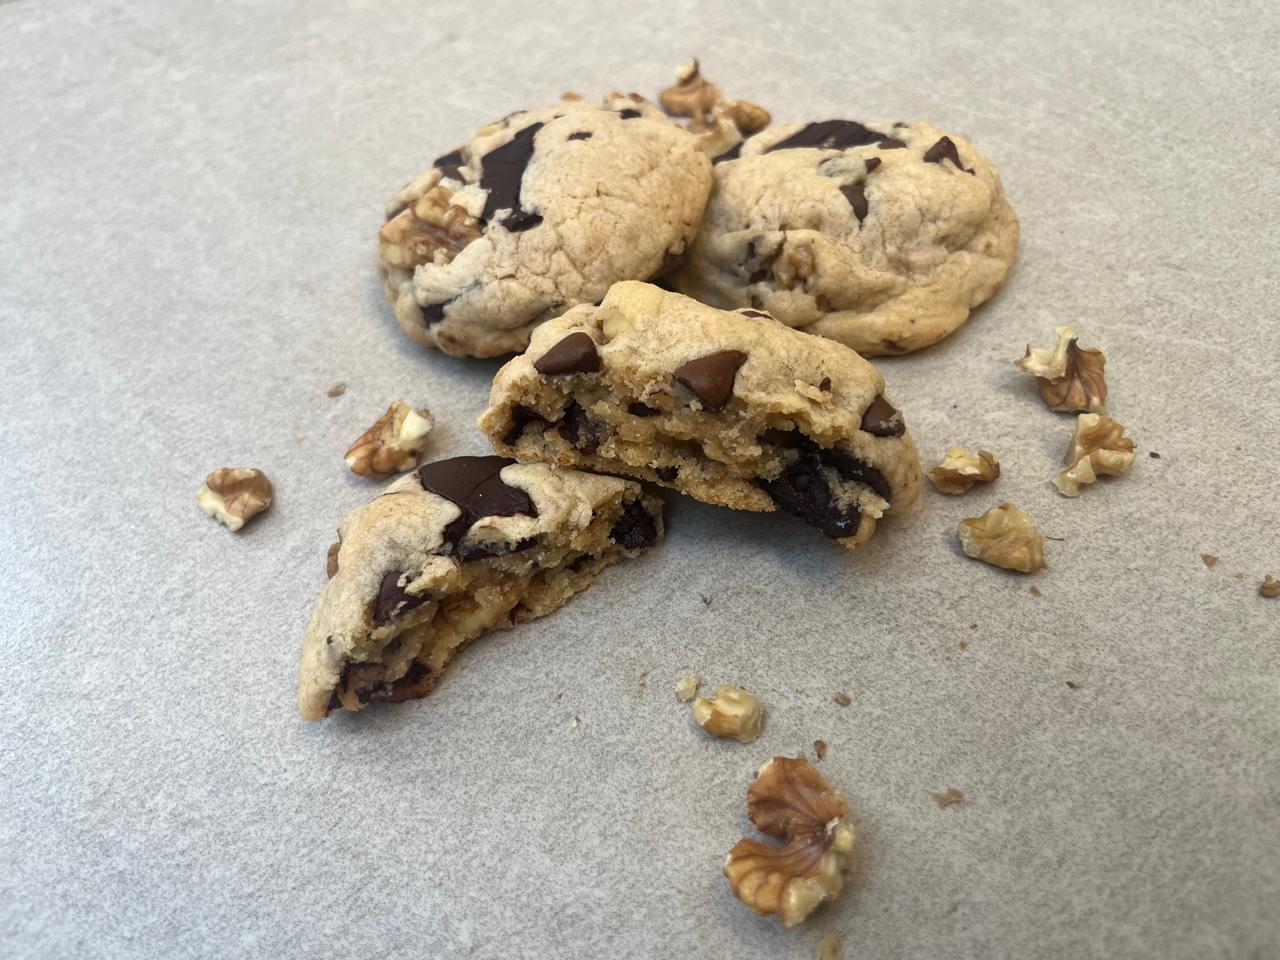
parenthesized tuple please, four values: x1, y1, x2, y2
(673, 351, 748, 410)
(533, 332, 601, 375)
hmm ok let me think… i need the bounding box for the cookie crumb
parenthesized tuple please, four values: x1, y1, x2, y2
(1029, 585, 1042, 597)
(815, 930, 843, 960)
(833, 691, 852, 706)
(572, 712, 585, 731)
(1234, 572, 1245, 580)
(700, 594, 713, 607)
(638, 670, 650, 690)
(552, 692, 562, 704)
(675, 672, 701, 702)
(327, 382, 347, 397)
(1262, 576, 1280, 599)
(1149, 451, 1161, 459)
(959, 639, 969, 651)
(1201, 553, 1218, 568)
(1066, 680, 1083, 689)
(814, 740, 828, 761)
(931, 787, 965, 808)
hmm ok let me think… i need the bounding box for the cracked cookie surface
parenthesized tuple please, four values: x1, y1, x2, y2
(298, 456, 663, 720)
(673, 119, 1018, 355)
(378, 95, 712, 358)
(479, 281, 922, 550)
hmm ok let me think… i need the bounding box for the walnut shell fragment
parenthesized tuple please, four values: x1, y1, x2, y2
(1055, 414, 1135, 497)
(724, 757, 856, 927)
(957, 502, 1045, 573)
(345, 401, 434, 478)
(197, 468, 273, 532)
(1016, 325, 1107, 413)
(928, 447, 1000, 495)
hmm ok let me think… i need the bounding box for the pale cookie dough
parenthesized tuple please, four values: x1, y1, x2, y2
(479, 281, 923, 550)
(298, 455, 663, 720)
(674, 119, 1019, 355)
(378, 94, 713, 358)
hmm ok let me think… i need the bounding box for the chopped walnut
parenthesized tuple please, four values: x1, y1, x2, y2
(1055, 414, 1135, 497)
(1201, 553, 1218, 568)
(1262, 576, 1280, 598)
(724, 757, 856, 927)
(928, 447, 1001, 495)
(1016, 325, 1108, 413)
(197, 468, 272, 532)
(815, 931, 843, 960)
(378, 181, 482, 271)
(345, 401, 434, 478)
(957, 502, 1046, 574)
(675, 672, 701, 702)
(693, 685, 764, 742)
(658, 59, 771, 157)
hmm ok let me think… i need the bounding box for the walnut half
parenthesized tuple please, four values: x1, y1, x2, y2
(1055, 414, 1135, 497)
(693, 685, 764, 742)
(957, 502, 1045, 573)
(1016, 325, 1108, 413)
(724, 757, 856, 927)
(197, 468, 272, 531)
(928, 447, 1000, 495)
(345, 401, 434, 478)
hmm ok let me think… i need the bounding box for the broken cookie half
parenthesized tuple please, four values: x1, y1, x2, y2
(298, 455, 662, 720)
(479, 281, 922, 550)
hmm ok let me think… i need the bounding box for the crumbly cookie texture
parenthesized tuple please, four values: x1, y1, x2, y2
(479, 281, 923, 550)
(377, 95, 712, 358)
(298, 456, 663, 720)
(674, 119, 1019, 356)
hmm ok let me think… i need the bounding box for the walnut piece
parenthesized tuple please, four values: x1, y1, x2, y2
(658, 59, 771, 157)
(1262, 576, 1280, 599)
(931, 787, 965, 808)
(378, 180, 482, 271)
(345, 401, 434, 478)
(815, 931, 843, 960)
(693, 685, 764, 742)
(1015, 325, 1108, 413)
(928, 447, 1000, 495)
(197, 468, 272, 532)
(724, 757, 856, 927)
(675, 672, 701, 702)
(1055, 414, 1135, 497)
(957, 502, 1045, 573)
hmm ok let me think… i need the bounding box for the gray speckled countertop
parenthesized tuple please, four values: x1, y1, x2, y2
(2, 1, 1278, 957)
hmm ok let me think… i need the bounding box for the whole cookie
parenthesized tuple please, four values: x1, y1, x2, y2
(674, 120, 1018, 356)
(378, 95, 713, 358)
(479, 281, 923, 551)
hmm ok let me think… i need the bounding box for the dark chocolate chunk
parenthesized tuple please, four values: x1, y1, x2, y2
(841, 183, 869, 222)
(391, 660, 432, 696)
(533, 332, 601, 375)
(374, 570, 429, 623)
(628, 401, 661, 417)
(864, 157, 882, 173)
(567, 131, 592, 141)
(673, 350, 748, 410)
(744, 237, 778, 284)
(860, 395, 905, 437)
(503, 404, 547, 445)
(417, 456, 537, 552)
(617, 108, 641, 119)
(712, 142, 742, 164)
(760, 427, 804, 448)
(877, 138, 907, 150)
(923, 136, 962, 168)
(739, 309, 772, 319)
(757, 451, 862, 540)
(819, 377, 832, 392)
(655, 465, 678, 482)
(327, 690, 342, 713)
(609, 499, 658, 549)
(566, 554, 595, 573)
(558, 401, 606, 454)
(652, 248, 686, 280)
(433, 147, 465, 181)
(455, 536, 537, 562)
(766, 120, 888, 153)
(480, 122, 545, 231)
(421, 301, 448, 326)
(823, 447, 891, 500)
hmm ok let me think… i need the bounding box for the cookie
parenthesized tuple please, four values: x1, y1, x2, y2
(377, 94, 713, 358)
(298, 455, 663, 720)
(478, 282, 923, 550)
(673, 119, 1019, 356)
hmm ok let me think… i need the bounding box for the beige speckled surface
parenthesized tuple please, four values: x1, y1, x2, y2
(1, 1, 1277, 958)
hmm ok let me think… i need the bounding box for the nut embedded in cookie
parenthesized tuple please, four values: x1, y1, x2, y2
(723, 757, 856, 927)
(345, 401, 434, 478)
(928, 447, 1000, 495)
(1016, 325, 1108, 413)
(957, 502, 1045, 573)
(197, 468, 272, 531)
(1054, 413, 1134, 497)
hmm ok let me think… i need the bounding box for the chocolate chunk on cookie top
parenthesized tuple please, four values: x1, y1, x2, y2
(298, 457, 663, 720)
(479, 281, 923, 551)
(377, 94, 713, 359)
(674, 119, 1018, 356)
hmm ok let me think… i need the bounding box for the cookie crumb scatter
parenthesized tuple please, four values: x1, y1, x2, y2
(813, 740, 828, 761)
(1066, 680, 1083, 689)
(1262, 576, 1280, 599)
(1201, 554, 1218, 568)
(197, 468, 273, 532)
(815, 930, 843, 960)
(675, 672, 700, 702)
(833, 691, 852, 706)
(931, 787, 965, 808)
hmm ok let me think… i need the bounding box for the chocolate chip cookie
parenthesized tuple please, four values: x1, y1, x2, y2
(378, 94, 712, 358)
(479, 282, 923, 550)
(674, 120, 1018, 356)
(298, 456, 663, 720)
